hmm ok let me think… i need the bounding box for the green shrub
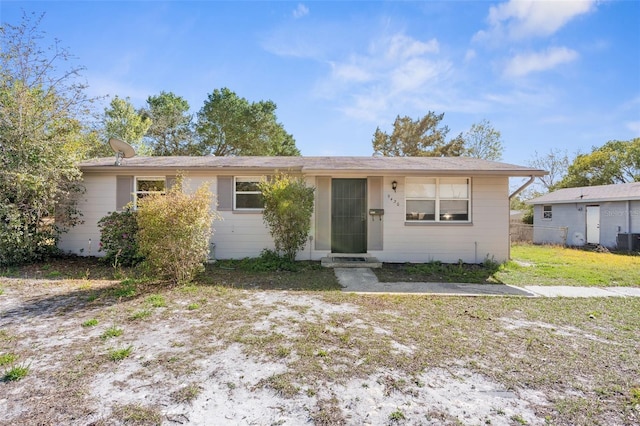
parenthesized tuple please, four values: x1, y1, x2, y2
(136, 178, 218, 284)
(259, 174, 314, 262)
(248, 249, 299, 271)
(97, 209, 141, 266)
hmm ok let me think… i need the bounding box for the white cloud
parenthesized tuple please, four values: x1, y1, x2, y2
(382, 34, 439, 60)
(464, 49, 477, 62)
(504, 46, 578, 77)
(627, 121, 640, 134)
(390, 58, 445, 93)
(293, 4, 309, 19)
(330, 61, 373, 83)
(314, 33, 450, 122)
(476, 0, 596, 42)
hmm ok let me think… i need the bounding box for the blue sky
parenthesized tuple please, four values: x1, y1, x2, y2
(2, 1, 639, 166)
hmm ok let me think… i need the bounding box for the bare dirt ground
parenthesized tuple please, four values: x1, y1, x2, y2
(1, 276, 638, 425)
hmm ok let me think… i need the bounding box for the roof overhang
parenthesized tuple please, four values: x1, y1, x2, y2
(78, 156, 547, 178)
(528, 196, 640, 205)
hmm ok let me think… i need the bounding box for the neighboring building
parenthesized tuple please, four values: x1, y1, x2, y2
(527, 182, 640, 250)
(59, 156, 545, 264)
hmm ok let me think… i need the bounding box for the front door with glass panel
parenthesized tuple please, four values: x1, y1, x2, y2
(331, 179, 367, 253)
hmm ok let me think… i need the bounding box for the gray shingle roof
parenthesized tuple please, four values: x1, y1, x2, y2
(79, 156, 546, 176)
(527, 182, 640, 204)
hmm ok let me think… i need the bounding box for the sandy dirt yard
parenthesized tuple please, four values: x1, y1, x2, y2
(0, 276, 638, 425)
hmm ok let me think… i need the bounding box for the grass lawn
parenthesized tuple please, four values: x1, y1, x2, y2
(376, 243, 640, 287)
(0, 245, 638, 425)
(497, 244, 640, 286)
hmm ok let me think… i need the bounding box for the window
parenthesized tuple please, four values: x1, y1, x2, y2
(543, 205, 552, 220)
(234, 177, 264, 210)
(134, 177, 165, 209)
(405, 177, 470, 222)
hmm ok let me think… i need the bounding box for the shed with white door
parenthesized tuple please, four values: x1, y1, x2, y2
(527, 182, 640, 250)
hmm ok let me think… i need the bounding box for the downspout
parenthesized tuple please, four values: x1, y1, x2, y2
(509, 176, 536, 201)
(508, 176, 537, 260)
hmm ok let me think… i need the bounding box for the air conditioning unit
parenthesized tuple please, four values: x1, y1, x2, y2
(617, 233, 640, 251)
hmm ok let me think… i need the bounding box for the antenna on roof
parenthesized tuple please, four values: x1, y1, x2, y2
(108, 138, 136, 166)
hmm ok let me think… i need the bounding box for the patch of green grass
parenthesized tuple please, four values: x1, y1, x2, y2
(511, 414, 528, 425)
(129, 309, 152, 321)
(202, 259, 340, 291)
(375, 244, 640, 286)
(310, 396, 346, 425)
(112, 279, 137, 298)
(376, 259, 500, 284)
(82, 318, 98, 327)
(108, 346, 133, 362)
(0, 287, 4, 296)
(186, 303, 200, 310)
(171, 383, 202, 404)
(0, 266, 19, 276)
(111, 403, 162, 425)
(45, 270, 62, 278)
(260, 373, 299, 398)
(100, 326, 123, 340)
(0, 353, 17, 366)
(146, 294, 166, 308)
(497, 244, 640, 286)
(276, 346, 291, 358)
(3, 364, 29, 381)
(630, 388, 640, 406)
(389, 409, 406, 422)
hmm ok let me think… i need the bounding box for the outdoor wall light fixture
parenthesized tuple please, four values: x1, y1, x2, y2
(391, 180, 398, 192)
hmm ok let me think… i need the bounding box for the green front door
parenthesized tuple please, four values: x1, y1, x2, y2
(331, 179, 367, 253)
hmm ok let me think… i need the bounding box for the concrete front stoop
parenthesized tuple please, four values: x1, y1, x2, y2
(321, 253, 382, 269)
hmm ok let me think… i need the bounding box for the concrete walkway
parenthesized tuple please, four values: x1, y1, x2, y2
(335, 268, 640, 297)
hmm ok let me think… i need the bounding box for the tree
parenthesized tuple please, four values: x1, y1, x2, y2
(372, 112, 464, 157)
(102, 96, 152, 155)
(528, 148, 571, 191)
(0, 12, 89, 265)
(195, 87, 300, 156)
(557, 138, 640, 188)
(259, 174, 315, 262)
(142, 91, 196, 156)
(463, 119, 504, 161)
(136, 179, 219, 284)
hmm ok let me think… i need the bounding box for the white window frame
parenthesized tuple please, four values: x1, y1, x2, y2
(405, 177, 471, 223)
(234, 176, 264, 211)
(133, 176, 166, 210)
(542, 205, 552, 220)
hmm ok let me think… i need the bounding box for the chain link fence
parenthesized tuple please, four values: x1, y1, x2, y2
(510, 223, 569, 245)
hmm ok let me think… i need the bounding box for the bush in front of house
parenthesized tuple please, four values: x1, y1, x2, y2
(135, 179, 218, 284)
(259, 174, 315, 262)
(97, 209, 141, 266)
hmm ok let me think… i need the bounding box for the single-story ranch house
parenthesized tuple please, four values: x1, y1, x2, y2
(58, 156, 546, 264)
(527, 182, 640, 250)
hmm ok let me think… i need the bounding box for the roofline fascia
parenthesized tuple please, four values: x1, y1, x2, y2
(79, 164, 547, 177)
(79, 166, 305, 174)
(527, 197, 640, 205)
(302, 168, 545, 177)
